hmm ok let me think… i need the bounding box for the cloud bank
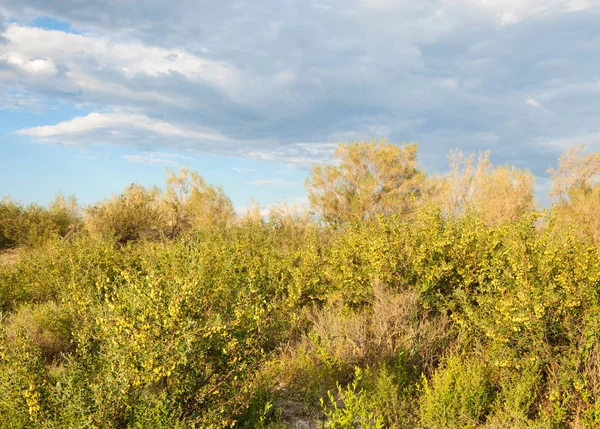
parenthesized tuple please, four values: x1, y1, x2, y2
(1, 0, 600, 176)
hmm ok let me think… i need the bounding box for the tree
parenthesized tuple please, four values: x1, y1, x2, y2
(83, 184, 163, 243)
(48, 193, 81, 238)
(548, 145, 600, 244)
(160, 168, 236, 234)
(474, 165, 535, 225)
(443, 150, 535, 225)
(239, 199, 263, 225)
(306, 139, 426, 223)
(442, 150, 491, 216)
(549, 145, 600, 201)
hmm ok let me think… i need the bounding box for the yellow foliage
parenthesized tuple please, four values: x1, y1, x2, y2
(549, 145, 600, 245)
(83, 183, 163, 243)
(160, 167, 236, 233)
(443, 149, 535, 225)
(306, 139, 425, 223)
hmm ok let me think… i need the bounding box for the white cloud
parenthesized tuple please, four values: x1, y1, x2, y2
(536, 81, 600, 102)
(123, 152, 191, 165)
(65, 72, 193, 107)
(244, 150, 327, 169)
(274, 71, 296, 85)
(232, 167, 257, 172)
(0, 87, 45, 111)
(268, 196, 311, 214)
(15, 112, 227, 141)
(0, 23, 301, 108)
(542, 132, 600, 151)
(469, 0, 596, 25)
(2, 24, 241, 92)
(235, 196, 310, 217)
(242, 142, 339, 168)
(500, 11, 520, 25)
(296, 142, 339, 155)
(235, 204, 272, 217)
(526, 98, 542, 108)
(358, 0, 399, 10)
(1, 52, 58, 77)
(0, 11, 6, 42)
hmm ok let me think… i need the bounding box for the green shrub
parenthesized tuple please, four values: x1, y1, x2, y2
(0, 242, 67, 313)
(420, 355, 496, 428)
(484, 365, 547, 429)
(320, 367, 385, 429)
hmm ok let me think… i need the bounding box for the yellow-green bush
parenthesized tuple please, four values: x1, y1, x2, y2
(0, 195, 80, 249)
(420, 355, 496, 428)
(84, 184, 164, 243)
(4, 301, 75, 363)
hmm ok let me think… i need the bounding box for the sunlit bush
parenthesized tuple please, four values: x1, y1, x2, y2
(83, 184, 164, 243)
(0, 194, 80, 249)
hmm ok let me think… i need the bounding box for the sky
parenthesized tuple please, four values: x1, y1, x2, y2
(1, 0, 599, 213)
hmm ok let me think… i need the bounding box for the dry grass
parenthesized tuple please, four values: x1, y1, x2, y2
(371, 283, 452, 375)
(4, 301, 76, 363)
(273, 282, 453, 419)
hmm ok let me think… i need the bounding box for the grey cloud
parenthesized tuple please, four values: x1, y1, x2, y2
(2, 1, 600, 181)
(0, 12, 7, 43)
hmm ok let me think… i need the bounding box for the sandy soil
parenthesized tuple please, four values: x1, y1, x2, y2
(0, 249, 20, 266)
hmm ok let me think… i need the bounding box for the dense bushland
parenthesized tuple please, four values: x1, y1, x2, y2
(1, 141, 600, 428)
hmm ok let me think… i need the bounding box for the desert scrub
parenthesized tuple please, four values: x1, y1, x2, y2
(0, 145, 599, 427)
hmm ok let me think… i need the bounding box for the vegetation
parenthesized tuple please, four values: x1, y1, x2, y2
(1, 193, 80, 249)
(306, 140, 425, 223)
(1, 139, 600, 428)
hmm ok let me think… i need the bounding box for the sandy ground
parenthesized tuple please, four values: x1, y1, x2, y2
(0, 249, 20, 266)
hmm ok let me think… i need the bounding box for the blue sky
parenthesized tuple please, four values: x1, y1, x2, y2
(1, 1, 600, 213)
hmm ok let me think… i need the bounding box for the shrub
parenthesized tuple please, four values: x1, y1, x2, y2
(2, 145, 600, 427)
(0, 195, 80, 249)
(320, 367, 385, 429)
(420, 355, 496, 428)
(83, 184, 164, 243)
(160, 168, 236, 234)
(3, 301, 76, 363)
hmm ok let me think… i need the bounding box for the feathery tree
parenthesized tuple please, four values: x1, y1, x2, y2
(160, 168, 236, 234)
(548, 145, 600, 243)
(443, 150, 535, 225)
(306, 139, 425, 223)
(549, 145, 600, 200)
